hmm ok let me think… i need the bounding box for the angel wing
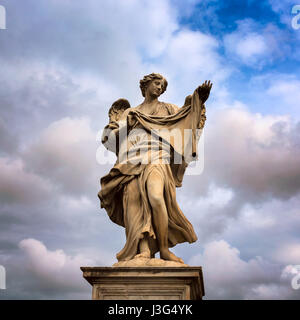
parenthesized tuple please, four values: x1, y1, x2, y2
(108, 98, 131, 122)
(101, 99, 131, 154)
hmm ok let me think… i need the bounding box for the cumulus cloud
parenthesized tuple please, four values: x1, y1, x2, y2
(149, 29, 231, 105)
(267, 77, 300, 112)
(0, 157, 52, 205)
(228, 33, 268, 60)
(186, 104, 300, 205)
(224, 19, 290, 67)
(246, 72, 300, 119)
(189, 240, 299, 299)
(0, 118, 19, 155)
(0, 60, 119, 147)
(273, 243, 300, 265)
(205, 107, 300, 202)
(176, 105, 300, 245)
(0, 0, 299, 300)
(1, 0, 180, 97)
(22, 117, 99, 196)
(177, 183, 235, 242)
(19, 238, 93, 291)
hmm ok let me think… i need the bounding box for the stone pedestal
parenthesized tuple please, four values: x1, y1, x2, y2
(81, 267, 205, 300)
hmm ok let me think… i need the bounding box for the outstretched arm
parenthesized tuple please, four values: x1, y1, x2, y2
(191, 80, 212, 157)
(196, 80, 213, 104)
(182, 80, 212, 108)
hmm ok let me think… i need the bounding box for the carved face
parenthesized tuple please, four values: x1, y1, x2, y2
(145, 78, 164, 98)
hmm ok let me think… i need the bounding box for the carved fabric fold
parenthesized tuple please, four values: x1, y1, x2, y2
(98, 99, 204, 261)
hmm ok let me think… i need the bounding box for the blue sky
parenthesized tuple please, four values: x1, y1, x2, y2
(176, 0, 300, 113)
(0, 0, 300, 299)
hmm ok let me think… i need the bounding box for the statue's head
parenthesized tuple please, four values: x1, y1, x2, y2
(139, 73, 168, 97)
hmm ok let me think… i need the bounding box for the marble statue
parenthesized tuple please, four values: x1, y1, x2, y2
(98, 73, 212, 266)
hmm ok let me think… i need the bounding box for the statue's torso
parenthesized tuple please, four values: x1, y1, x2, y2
(133, 101, 178, 117)
(118, 102, 179, 167)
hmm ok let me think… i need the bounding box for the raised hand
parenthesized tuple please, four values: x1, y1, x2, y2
(196, 80, 213, 103)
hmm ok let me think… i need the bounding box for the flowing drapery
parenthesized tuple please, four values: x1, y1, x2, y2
(98, 91, 204, 261)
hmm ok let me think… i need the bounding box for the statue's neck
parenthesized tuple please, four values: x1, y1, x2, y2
(143, 96, 159, 104)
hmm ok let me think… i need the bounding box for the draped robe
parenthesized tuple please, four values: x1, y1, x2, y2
(98, 92, 205, 261)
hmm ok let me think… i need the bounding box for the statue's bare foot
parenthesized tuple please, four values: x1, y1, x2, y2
(133, 251, 151, 259)
(160, 249, 184, 264)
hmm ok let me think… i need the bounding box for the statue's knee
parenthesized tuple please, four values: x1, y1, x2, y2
(147, 169, 165, 207)
(148, 190, 164, 208)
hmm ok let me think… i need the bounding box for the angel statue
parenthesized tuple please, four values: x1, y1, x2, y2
(98, 73, 212, 266)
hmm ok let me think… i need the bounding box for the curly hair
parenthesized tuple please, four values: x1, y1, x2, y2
(139, 73, 168, 97)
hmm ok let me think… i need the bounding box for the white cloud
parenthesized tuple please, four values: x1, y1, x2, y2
(248, 72, 300, 119)
(224, 19, 288, 67)
(23, 117, 99, 196)
(236, 34, 268, 59)
(267, 78, 300, 111)
(273, 243, 300, 265)
(19, 238, 94, 290)
(177, 106, 300, 245)
(117, 0, 179, 58)
(165, 30, 220, 73)
(0, 118, 19, 155)
(147, 28, 231, 106)
(217, 194, 300, 267)
(177, 183, 235, 242)
(205, 107, 300, 201)
(0, 157, 52, 205)
(0, 0, 299, 300)
(189, 240, 297, 299)
(239, 204, 276, 229)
